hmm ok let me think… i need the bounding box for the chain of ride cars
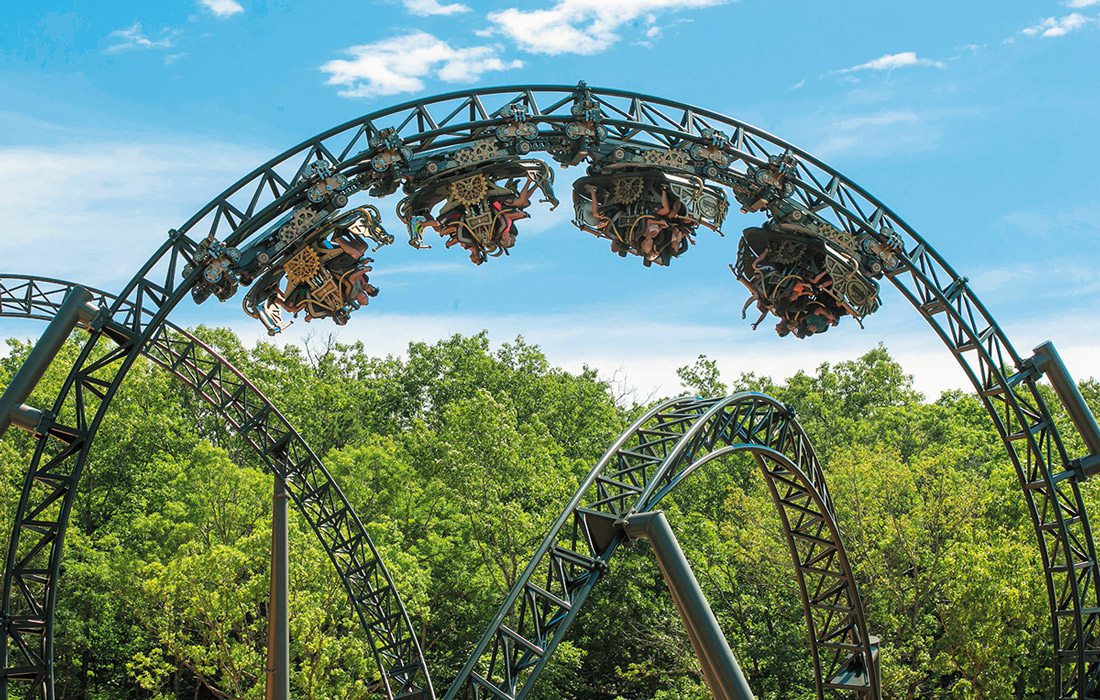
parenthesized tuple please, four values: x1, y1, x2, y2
(181, 84, 905, 339)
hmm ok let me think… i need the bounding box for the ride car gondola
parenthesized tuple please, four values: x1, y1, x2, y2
(572, 168, 727, 267)
(733, 224, 880, 338)
(397, 159, 557, 265)
(240, 206, 392, 335)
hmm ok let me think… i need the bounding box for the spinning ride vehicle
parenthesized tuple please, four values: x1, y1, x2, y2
(241, 206, 392, 335)
(398, 159, 558, 265)
(733, 224, 881, 338)
(572, 168, 728, 267)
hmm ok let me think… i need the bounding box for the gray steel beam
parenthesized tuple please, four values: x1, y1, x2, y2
(7, 404, 45, 433)
(621, 511, 755, 700)
(1031, 341, 1100, 476)
(266, 474, 290, 700)
(0, 286, 98, 438)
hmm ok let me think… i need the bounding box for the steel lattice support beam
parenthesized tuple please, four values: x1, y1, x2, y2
(0, 275, 433, 699)
(448, 393, 878, 700)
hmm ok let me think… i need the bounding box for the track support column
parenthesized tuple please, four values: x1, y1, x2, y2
(0, 286, 98, 438)
(1030, 341, 1100, 477)
(621, 511, 755, 700)
(266, 474, 290, 700)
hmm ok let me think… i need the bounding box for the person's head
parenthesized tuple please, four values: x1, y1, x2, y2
(804, 312, 829, 334)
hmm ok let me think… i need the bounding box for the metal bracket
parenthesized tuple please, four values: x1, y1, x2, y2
(1070, 454, 1100, 480)
(1029, 341, 1100, 479)
(0, 287, 94, 438)
(573, 508, 622, 557)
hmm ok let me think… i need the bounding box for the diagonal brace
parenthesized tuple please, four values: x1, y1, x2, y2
(619, 511, 755, 700)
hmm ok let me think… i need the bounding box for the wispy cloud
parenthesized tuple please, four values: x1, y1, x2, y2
(1021, 12, 1092, 38)
(833, 110, 921, 130)
(486, 0, 728, 56)
(0, 140, 266, 287)
(221, 294, 1100, 405)
(1065, 0, 1099, 8)
(321, 32, 522, 98)
(837, 51, 946, 73)
(371, 262, 473, 277)
(105, 23, 178, 53)
(782, 100, 978, 161)
(970, 258, 1100, 298)
(199, 0, 245, 17)
(402, 0, 470, 16)
(1002, 204, 1100, 239)
(811, 110, 925, 158)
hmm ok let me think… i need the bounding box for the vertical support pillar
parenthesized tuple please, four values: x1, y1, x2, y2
(621, 511, 755, 700)
(266, 475, 290, 700)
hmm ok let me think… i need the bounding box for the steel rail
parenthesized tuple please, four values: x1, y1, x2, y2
(0, 274, 433, 699)
(448, 393, 876, 700)
(0, 83, 1093, 698)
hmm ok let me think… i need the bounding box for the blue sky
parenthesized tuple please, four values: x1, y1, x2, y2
(1, 0, 1098, 399)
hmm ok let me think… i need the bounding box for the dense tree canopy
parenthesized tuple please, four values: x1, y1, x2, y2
(1, 330, 1096, 699)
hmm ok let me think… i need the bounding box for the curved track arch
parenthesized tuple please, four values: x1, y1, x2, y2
(448, 393, 878, 700)
(1, 83, 1095, 698)
(0, 275, 433, 698)
(0, 277, 872, 700)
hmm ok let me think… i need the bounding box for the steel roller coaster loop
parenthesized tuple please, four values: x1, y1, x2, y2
(0, 275, 433, 699)
(448, 393, 879, 700)
(1, 82, 1098, 698)
(0, 278, 869, 700)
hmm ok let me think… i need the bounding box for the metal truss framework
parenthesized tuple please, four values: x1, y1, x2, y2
(0, 84, 1095, 698)
(0, 275, 432, 699)
(1, 276, 873, 700)
(448, 394, 878, 700)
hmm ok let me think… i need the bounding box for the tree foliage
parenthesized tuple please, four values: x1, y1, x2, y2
(0, 332, 1094, 698)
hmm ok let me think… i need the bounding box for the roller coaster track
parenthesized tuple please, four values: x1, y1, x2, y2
(0, 83, 1095, 698)
(448, 393, 878, 700)
(0, 275, 433, 699)
(1, 277, 872, 700)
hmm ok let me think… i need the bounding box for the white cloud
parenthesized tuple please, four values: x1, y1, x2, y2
(105, 23, 177, 53)
(321, 32, 522, 98)
(0, 140, 266, 287)
(805, 109, 926, 158)
(782, 103, 979, 161)
(1021, 13, 1091, 37)
(402, 0, 470, 16)
(645, 16, 661, 38)
(1003, 204, 1100, 239)
(7, 280, 1097, 407)
(200, 0, 244, 17)
(487, 0, 727, 55)
(1065, 0, 1099, 8)
(838, 51, 946, 73)
(833, 110, 921, 130)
